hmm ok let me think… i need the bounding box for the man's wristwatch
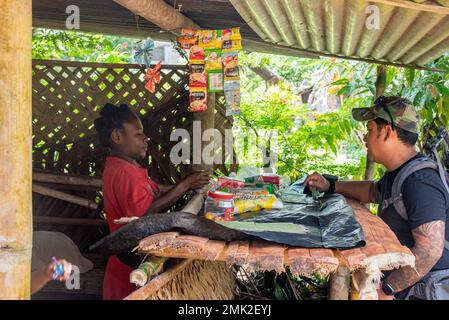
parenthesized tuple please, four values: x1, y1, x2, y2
(381, 281, 396, 296)
(323, 174, 338, 194)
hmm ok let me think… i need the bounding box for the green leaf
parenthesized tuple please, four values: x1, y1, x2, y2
(404, 68, 415, 87)
(434, 83, 449, 97)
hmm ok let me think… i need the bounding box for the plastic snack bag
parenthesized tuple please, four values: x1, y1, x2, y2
(189, 63, 207, 88)
(207, 70, 224, 92)
(224, 80, 241, 116)
(222, 27, 242, 52)
(205, 48, 222, 71)
(189, 45, 205, 64)
(233, 193, 284, 214)
(222, 52, 239, 80)
(179, 28, 198, 50)
(198, 30, 221, 49)
(189, 87, 208, 112)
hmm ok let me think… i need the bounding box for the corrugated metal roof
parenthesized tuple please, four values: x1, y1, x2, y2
(229, 0, 449, 68)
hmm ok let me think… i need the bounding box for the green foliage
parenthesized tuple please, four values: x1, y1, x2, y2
(32, 28, 132, 63)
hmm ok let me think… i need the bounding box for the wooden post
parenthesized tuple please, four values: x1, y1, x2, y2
(364, 65, 387, 181)
(328, 264, 350, 300)
(0, 0, 33, 299)
(192, 92, 216, 175)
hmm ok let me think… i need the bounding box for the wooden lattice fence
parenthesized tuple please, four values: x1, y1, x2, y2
(32, 59, 236, 183)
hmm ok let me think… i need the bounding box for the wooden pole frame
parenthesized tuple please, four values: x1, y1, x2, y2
(0, 0, 33, 299)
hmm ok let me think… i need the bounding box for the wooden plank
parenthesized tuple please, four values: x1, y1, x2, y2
(32, 183, 98, 210)
(33, 216, 107, 227)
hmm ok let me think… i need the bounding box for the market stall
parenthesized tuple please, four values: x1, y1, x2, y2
(2, 0, 449, 300)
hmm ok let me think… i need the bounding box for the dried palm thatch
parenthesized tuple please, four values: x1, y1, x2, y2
(126, 259, 235, 300)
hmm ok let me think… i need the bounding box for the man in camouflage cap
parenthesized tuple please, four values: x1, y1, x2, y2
(352, 95, 419, 134)
(305, 95, 449, 300)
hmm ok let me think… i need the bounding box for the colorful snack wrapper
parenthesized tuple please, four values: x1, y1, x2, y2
(222, 52, 239, 80)
(207, 70, 224, 92)
(198, 30, 221, 49)
(189, 45, 205, 64)
(179, 28, 198, 50)
(189, 87, 208, 112)
(224, 80, 241, 116)
(205, 48, 222, 71)
(190, 70, 207, 88)
(222, 27, 242, 52)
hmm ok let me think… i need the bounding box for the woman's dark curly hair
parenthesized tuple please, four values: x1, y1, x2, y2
(94, 103, 137, 147)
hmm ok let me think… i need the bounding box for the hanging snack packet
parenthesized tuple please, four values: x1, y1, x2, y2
(189, 68, 207, 88)
(222, 52, 239, 80)
(224, 80, 241, 116)
(222, 27, 242, 52)
(179, 28, 198, 50)
(198, 30, 221, 49)
(189, 45, 205, 64)
(207, 70, 224, 92)
(189, 87, 208, 112)
(205, 48, 222, 71)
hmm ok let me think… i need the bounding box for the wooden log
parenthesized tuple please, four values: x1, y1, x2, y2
(33, 216, 108, 228)
(32, 184, 98, 210)
(114, 0, 198, 32)
(0, 0, 32, 299)
(33, 171, 173, 193)
(33, 172, 102, 188)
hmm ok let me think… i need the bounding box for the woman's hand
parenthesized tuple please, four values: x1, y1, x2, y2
(183, 172, 211, 190)
(304, 172, 330, 193)
(45, 259, 73, 282)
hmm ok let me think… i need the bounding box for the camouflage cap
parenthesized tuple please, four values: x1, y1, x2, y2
(352, 96, 419, 134)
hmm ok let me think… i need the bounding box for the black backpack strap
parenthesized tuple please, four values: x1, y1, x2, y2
(390, 158, 438, 221)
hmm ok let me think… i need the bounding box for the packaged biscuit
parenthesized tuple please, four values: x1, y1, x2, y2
(207, 71, 224, 92)
(189, 87, 208, 112)
(222, 52, 239, 80)
(189, 45, 205, 64)
(224, 80, 241, 116)
(178, 28, 198, 50)
(190, 70, 207, 88)
(233, 193, 284, 214)
(222, 27, 242, 52)
(205, 48, 222, 71)
(198, 30, 221, 49)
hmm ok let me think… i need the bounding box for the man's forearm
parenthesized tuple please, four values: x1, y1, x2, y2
(335, 180, 377, 203)
(385, 220, 445, 293)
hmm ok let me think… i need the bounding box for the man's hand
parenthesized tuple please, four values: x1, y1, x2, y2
(304, 172, 330, 193)
(183, 172, 211, 190)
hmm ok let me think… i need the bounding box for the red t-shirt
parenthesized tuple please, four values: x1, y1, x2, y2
(101, 156, 160, 300)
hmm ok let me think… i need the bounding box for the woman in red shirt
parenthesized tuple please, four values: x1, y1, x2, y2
(94, 103, 210, 300)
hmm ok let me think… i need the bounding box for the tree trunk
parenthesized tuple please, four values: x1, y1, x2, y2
(364, 65, 387, 180)
(0, 0, 32, 299)
(249, 66, 283, 87)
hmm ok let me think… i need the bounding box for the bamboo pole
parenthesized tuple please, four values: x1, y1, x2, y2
(0, 0, 32, 299)
(364, 65, 387, 181)
(124, 259, 193, 300)
(33, 172, 102, 188)
(32, 184, 98, 210)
